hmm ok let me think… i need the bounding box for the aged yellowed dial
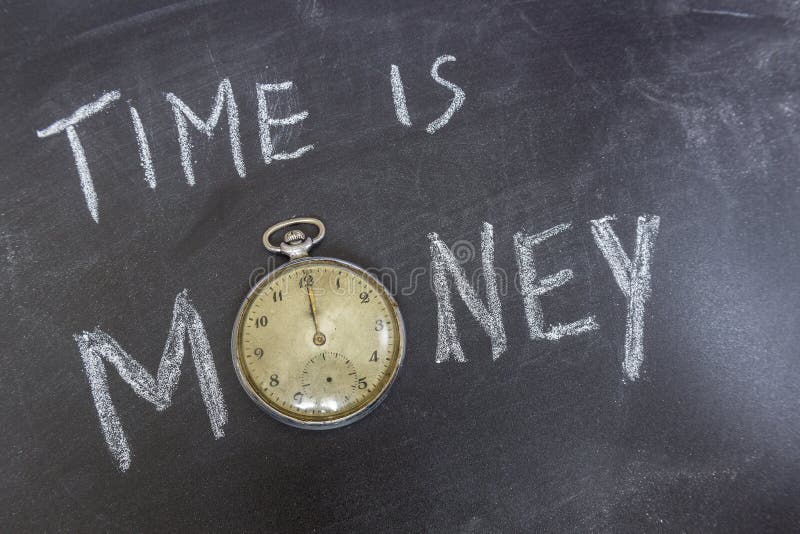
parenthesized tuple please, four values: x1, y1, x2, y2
(232, 218, 404, 428)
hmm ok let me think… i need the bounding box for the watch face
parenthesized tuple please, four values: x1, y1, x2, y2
(232, 257, 404, 428)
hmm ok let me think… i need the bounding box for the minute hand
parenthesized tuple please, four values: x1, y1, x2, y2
(307, 286, 322, 334)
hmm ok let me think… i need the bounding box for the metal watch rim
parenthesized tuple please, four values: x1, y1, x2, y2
(230, 256, 406, 430)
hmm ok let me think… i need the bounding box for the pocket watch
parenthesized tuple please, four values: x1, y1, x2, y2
(231, 217, 405, 429)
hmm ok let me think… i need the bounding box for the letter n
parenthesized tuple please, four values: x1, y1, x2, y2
(428, 223, 506, 362)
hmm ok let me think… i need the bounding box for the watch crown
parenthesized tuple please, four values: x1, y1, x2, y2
(284, 229, 306, 244)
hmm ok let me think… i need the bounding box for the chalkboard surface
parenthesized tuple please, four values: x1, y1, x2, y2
(3, 0, 800, 531)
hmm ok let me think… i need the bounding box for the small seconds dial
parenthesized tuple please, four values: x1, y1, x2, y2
(233, 258, 403, 427)
(301, 351, 359, 413)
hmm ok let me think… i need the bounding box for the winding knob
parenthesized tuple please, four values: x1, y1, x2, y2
(284, 229, 306, 244)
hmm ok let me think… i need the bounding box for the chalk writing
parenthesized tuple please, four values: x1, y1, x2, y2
(514, 223, 599, 340)
(129, 105, 157, 189)
(426, 55, 466, 134)
(74, 290, 227, 471)
(36, 56, 464, 222)
(36, 90, 121, 223)
(256, 81, 314, 164)
(428, 222, 507, 362)
(390, 54, 466, 133)
(390, 64, 412, 127)
(72, 216, 662, 470)
(430, 215, 660, 381)
(165, 78, 245, 185)
(590, 215, 661, 381)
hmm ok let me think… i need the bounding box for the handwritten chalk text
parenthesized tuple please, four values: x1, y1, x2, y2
(37, 55, 464, 223)
(430, 215, 660, 381)
(75, 216, 659, 471)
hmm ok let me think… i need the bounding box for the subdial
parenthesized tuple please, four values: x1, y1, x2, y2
(300, 351, 359, 413)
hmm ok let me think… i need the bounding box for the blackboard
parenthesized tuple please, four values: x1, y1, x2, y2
(3, 0, 800, 530)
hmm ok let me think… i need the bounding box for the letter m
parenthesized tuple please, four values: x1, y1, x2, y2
(74, 290, 227, 471)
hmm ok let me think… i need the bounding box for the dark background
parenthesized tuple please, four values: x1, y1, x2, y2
(2, 0, 800, 531)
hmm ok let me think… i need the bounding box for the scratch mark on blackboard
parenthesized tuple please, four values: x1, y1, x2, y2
(67, 0, 220, 46)
(206, 42, 221, 79)
(560, 50, 604, 98)
(516, 8, 544, 37)
(690, 9, 758, 19)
